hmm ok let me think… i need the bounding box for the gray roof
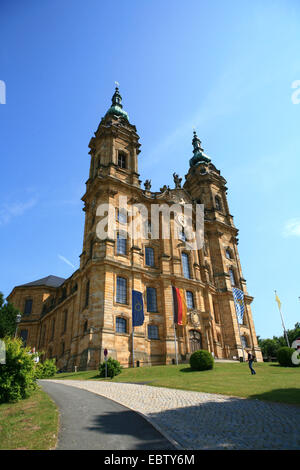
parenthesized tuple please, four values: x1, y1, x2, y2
(17, 275, 66, 289)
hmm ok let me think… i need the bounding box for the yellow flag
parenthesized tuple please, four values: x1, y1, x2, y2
(275, 292, 281, 310)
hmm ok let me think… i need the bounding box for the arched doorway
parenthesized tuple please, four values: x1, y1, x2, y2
(189, 330, 202, 353)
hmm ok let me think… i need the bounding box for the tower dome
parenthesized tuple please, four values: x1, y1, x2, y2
(105, 85, 129, 121)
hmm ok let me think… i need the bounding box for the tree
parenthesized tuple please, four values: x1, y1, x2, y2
(258, 323, 300, 360)
(0, 292, 21, 338)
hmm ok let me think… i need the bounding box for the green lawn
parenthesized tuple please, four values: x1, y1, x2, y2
(54, 362, 300, 405)
(0, 388, 59, 450)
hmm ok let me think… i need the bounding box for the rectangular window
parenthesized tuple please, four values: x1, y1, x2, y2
(148, 325, 159, 339)
(182, 253, 191, 279)
(145, 247, 154, 266)
(229, 269, 236, 286)
(118, 153, 127, 169)
(24, 299, 33, 315)
(147, 287, 157, 312)
(186, 291, 194, 309)
(116, 317, 127, 333)
(117, 209, 127, 224)
(116, 277, 127, 304)
(20, 329, 28, 346)
(117, 233, 127, 255)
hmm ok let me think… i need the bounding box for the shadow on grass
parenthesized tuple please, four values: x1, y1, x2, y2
(249, 388, 300, 406)
(179, 367, 214, 373)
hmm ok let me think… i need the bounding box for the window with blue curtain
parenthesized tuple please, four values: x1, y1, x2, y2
(148, 324, 159, 339)
(186, 291, 194, 309)
(146, 287, 157, 312)
(145, 247, 154, 266)
(116, 277, 127, 304)
(116, 317, 127, 333)
(182, 253, 191, 279)
(117, 232, 127, 255)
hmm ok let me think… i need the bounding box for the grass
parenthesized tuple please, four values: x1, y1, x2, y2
(53, 362, 300, 406)
(0, 387, 59, 450)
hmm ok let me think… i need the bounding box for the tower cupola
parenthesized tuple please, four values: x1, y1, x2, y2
(189, 130, 211, 166)
(105, 85, 129, 121)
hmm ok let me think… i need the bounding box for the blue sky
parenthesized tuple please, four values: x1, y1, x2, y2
(0, 0, 299, 339)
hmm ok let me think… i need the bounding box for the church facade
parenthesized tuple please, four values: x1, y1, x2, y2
(8, 87, 263, 370)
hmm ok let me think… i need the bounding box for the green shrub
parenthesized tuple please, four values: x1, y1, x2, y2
(0, 337, 37, 403)
(99, 357, 122, 378)
(190, 349, 214, 371)
(35, 358, 57, 379)
(277, 346, 297, 367)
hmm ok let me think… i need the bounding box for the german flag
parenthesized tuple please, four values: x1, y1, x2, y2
(172, 287, 187, 325)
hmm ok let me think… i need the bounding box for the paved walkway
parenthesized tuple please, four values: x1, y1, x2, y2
(40, 381, 174, 450)
(45, 380, 300, 450)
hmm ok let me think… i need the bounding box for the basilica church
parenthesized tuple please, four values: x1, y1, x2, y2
(8, 87, 263, 370)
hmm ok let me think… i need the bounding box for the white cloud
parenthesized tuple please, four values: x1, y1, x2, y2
(58, 254, 75, 269)
(0, 198, 37, 226)
(283, 218, 300, 237)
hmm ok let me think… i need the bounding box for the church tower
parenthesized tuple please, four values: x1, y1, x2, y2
(184, 131, 262, 361)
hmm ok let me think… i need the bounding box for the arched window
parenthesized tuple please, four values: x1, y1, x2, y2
(116, 277, 127, 304)
(182, 253, 191, 279)
(83, 320, 88, 333)
(225, 248, 232, 259)
(215, 196, 222, 211)
(148, 324, 159, 340)
(145, 247, 154, 266)
(146, 287, 158, 312)
(118, 151, 127, 169)
(116, 317, 127, 333)
(186, 291, 194, 310)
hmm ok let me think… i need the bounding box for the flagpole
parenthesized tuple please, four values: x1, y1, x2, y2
(173, 323, 178, 365)
(236, 311, 245, 361)
(275, 290, 290, 347)
(172, 287, 179, 365)
(132, 326, 135, 368)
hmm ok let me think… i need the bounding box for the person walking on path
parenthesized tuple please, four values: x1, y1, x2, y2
(247, 351, 256, 375)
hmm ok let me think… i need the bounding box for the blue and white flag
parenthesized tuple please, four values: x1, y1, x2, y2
(132, 290, 144, 327)
(232, 287, 245, 324)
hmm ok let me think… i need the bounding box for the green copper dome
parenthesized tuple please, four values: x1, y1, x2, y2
(105, 86, 129, 121)
(189, 130, 211, 167)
